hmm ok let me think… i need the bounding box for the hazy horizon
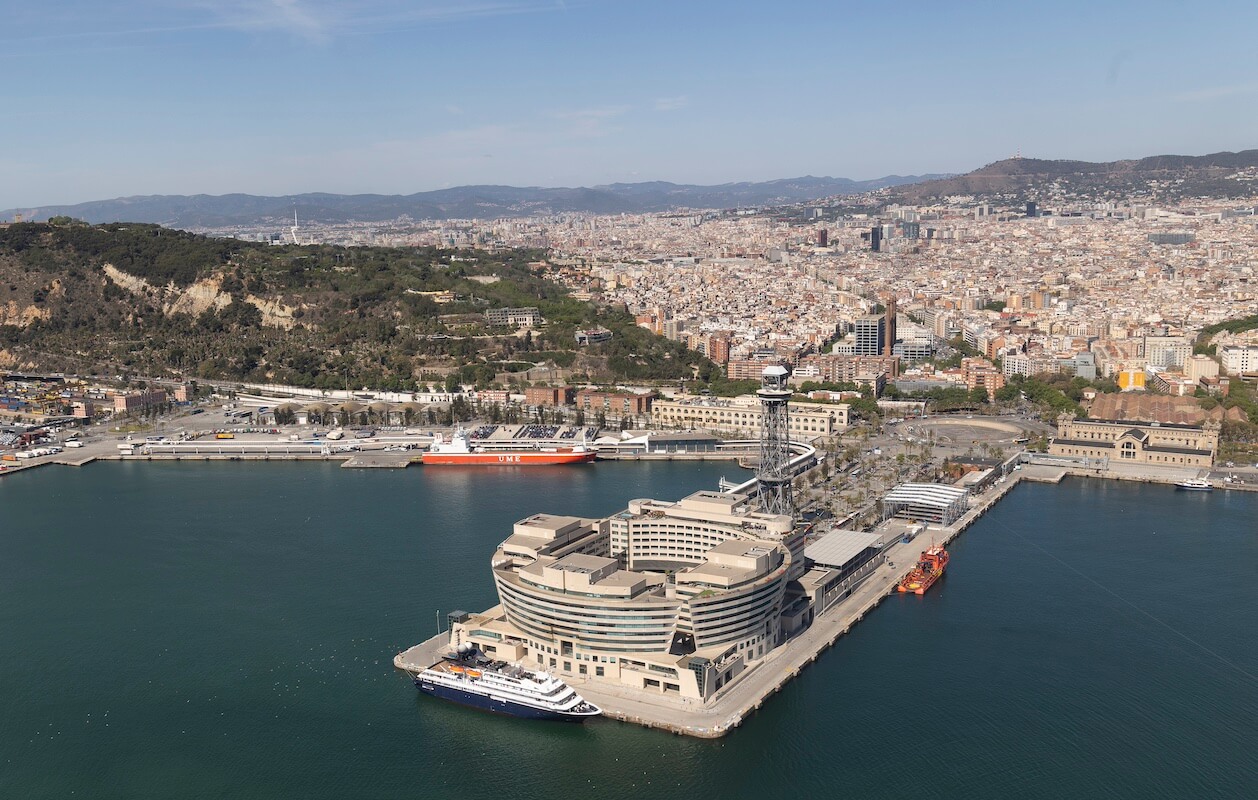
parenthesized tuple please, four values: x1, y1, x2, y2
(4, 0, 1258, 209)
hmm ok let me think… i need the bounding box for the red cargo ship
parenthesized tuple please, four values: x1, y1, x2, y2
(897, 543, 949, 595)
(421, 428, 596, 466)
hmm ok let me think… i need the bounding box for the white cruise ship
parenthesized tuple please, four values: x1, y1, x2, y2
(412, 644, 601, 722)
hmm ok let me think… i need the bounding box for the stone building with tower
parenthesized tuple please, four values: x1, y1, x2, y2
(1048, 414, 1219, 468)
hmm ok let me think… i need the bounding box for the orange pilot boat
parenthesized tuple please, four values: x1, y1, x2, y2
(421, 427, 597, 466)
(897, 543, 949, 594)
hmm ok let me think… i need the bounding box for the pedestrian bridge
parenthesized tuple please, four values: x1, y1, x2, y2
(718, 440, 818, 495)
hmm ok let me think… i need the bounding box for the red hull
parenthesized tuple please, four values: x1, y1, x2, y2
(897, 545, 949, 594)
(421, 450, 596, 466)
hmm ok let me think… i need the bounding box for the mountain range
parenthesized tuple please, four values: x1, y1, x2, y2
(6, 148, 1257, 228)
(891, 150, 1258, 202)
(1, 175, 945, 228)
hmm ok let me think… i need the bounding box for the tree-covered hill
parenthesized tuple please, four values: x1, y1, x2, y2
(0, 221, 715, 389)
(892, 149, 1258, 202)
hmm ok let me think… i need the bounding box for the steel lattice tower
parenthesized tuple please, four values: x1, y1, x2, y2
(755, 365, 794, 517)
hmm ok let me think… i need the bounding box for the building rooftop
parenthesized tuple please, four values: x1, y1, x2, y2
(516, 513, 580, 531)
(549, 552, 617, 574)
(805, 530, 882, 568)
(883, 483, 969, 507)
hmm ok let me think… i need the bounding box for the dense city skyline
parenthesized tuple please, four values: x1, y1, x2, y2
(5, 0, 1258, 209)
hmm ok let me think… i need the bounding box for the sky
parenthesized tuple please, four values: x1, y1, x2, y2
(3, 0, 1258, 209)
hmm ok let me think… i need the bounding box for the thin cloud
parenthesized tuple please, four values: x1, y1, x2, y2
(0, 1, 568, 46)
(554, 105, 631, 120)
(0, 21, 247, 45)
(200, 0, 570, 41)
(355, 1, 571, 29)
(654, 95, 688, 112)
(186, 0, 332, 43)
(554, 105, 631, 138)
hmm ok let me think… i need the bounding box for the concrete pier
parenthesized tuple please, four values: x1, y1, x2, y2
(394, 631, 455, 674)
(340, 453, 418, 468)
(576, 475, 1028, 737)
(391, 466, 1252, 737)
(596, 451, 757, 461)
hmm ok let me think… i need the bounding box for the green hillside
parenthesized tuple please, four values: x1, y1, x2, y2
(0, 222, 715, 389)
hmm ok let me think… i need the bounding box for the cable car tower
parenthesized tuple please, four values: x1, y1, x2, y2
(755, 365, 794, 517)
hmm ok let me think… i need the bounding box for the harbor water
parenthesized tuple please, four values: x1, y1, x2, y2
(1, 464, 1256, 799)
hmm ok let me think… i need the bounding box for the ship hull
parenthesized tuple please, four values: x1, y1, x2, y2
(414, 677, 595, 721)
(1175, 483, 1212, 492)
(897, 571, 943, 594)
(897, 546, 949, 594)
(421, 450, 596, 466)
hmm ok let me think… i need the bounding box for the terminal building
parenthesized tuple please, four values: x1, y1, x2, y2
(881, 483, 970, 526)
(798, 529, 886, 616)
(1048, 414, 1219, 468)
(448, 491, 804, 701)
(651, 395, 848, 437)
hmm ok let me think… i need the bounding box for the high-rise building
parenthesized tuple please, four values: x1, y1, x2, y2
(1143, 336, 1191, 370)
(1026, 202, 1038, 218)
(707, 333, 731, 366)
(854, 315, 886, 356)
(1184, 354, 1219, 382)
(816, 229, 828, 247)
(961, 357, 1006, 401)
(869, 226, 882, 252)
(1221, 345, 1258, 375)
(883, 296, 897, 358)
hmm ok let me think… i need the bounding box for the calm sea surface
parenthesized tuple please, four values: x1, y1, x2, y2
(1, 463, 1255, 799)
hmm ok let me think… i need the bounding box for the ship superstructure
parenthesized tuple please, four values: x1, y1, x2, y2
(421, 428, 595, 466)
(897, 544, 949, 595)
(412, 644, 601, 721)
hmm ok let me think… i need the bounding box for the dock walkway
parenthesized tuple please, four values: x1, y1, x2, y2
(394, 632, 457, 674)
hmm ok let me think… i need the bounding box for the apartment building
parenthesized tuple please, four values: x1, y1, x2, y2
(576, 389, 653, 416)
(1220, 345, 1258, 375)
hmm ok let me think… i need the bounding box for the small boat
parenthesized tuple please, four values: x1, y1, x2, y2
(897, 544, 949, 595)
(1175, 478, 1213, 492)
(412, 644, 601, 722)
